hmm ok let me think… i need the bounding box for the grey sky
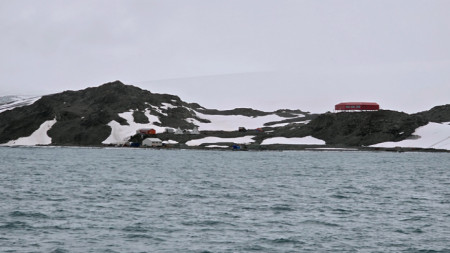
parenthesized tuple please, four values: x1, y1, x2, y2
(1, 0, 449, 113)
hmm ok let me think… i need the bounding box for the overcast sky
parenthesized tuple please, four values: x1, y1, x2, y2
(1, 0, 449, 113)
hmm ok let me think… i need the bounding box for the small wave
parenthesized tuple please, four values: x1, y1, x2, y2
(182, 193, 206, 198)
(241, 206, 258, 211)
(330, 194, 350, 199)
(126, 233, 164, 241)
(395, 228, 424, 234)
(100, 249, 120, 253)
(123, 224, 149, 233)
(269, 237, 305, 245)
(395, 229, 408, 234)
(9, 210, 49, 219)
(0, 221, 33, 229)
(37, 224, 70, 230)
(270, 204, 295, 212)
(240, 244, 270, 251)
(413, 228, 424, 233)
(332, 208, 352, 214)
(403, 248, 450, 253)
(300, 219, 340, 227)
(46, 197, 69, 201)
(400, 216, 427, 222)
(219, 212, 241, 219)
(50, 248, 69, 253)
(182, 220, 220, 226)
(181, 220, 233, 227)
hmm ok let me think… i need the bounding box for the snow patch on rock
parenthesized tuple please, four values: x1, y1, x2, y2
(370, 122, 450, 150)
(190, 111, 287, 131)
(102, 110, 165, 144)
(186, 136, 255, 146)
(4, 118, 57, 146)
(261, 136, 326, 145)
(161, 103, 177, 110)
(0, 96, 41, 113)
(205, 145, 229, 148)
(162, 140, 178, 144)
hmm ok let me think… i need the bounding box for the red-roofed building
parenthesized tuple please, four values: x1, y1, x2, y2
(136, 128, 156, 135)
(335, 102, 379, 111)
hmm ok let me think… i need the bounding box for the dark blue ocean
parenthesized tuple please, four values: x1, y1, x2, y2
(1, 146, 449, 253)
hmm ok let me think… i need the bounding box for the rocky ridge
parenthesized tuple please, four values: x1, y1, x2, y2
(0, 81, 448, 149)
(0, 81, 312, 146)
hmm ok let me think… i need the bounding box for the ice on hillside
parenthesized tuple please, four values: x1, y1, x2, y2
(269, 122, 290, 127)
(149, 105, 168, 116)
(269, 120, 311, 128)
(188, 111, 287, 131)
(160, 103, 177, 110)
(205, 145, 229, 148)
(0, 96, 41, 113)
(185, 136, 255, 146)
(370, 122, 450, 150)
(162, 140, 178, 144)
(4, 118, 57, 146)
(261, 136, 326, 145)
(102, 109, 165, 144)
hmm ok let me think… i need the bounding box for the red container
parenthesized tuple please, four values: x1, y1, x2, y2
(335, 102, 379, 111)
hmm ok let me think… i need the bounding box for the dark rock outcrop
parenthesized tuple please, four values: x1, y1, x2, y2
(305, 110, 428, 146)
(0, 98, 55, 143)
(0, 81, 199, 145)
(414, 104, 450, 123)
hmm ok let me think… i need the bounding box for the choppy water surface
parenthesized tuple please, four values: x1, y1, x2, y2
(0, 147, 449, 252)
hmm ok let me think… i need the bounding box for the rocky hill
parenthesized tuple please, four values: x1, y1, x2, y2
(306, 110, 427, 146)
(0, 81, 313, 146)
(414, 104, 450, 123)
(0, 81, 448, 149)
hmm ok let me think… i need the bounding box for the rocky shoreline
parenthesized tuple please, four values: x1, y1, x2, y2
(20, 142, 449, 153)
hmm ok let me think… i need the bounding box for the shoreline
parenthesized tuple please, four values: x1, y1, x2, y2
(2, 143, 449, 153)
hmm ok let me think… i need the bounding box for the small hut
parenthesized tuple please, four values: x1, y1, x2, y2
(142, 138, 162, 147)
(165, 128, 175, 134)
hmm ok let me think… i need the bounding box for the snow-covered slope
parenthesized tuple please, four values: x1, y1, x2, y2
(5, 118, 56, 146)
(188, 111, 298, 131)
(102, 109, 167, 144)
(0, 95, 41, 113)
(261, 136, 325, 145)
(102, 108, 310, 144)
(370, 122, 450, 150)
(186, 136, 256, 146)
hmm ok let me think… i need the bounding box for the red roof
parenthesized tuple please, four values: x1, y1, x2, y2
(335, 102, 379, 106)
(335, 102, 380, 111)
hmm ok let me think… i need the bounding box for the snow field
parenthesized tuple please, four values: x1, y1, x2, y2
(370, 122, 450, 150)
(261, 136, 326, 145)
(205, 145, 229, 148)
(162, 140, 178, 144)
(189, 111, 289, 131)
(185, 136, 255, 146)
(160, 103, 177, 110)
(102, 109, 165, 144)
(0, 96, 41, 113)
(5, 118, 57, 146)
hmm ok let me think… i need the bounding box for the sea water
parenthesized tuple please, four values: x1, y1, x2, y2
(0, 146, 449, 252)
